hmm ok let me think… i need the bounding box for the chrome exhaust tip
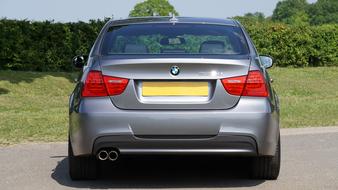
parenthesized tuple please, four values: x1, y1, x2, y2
(97, 150, 109, 161)
(108, 150, 119, 161)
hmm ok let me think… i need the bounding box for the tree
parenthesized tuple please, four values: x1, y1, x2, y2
(308, 0, 338, 25)
(243, 12, 266, 21)
(129, 0, 179, 17)
(245, 12, 265, 19)
(233, 12, 267, 25)
(272, 0, 309, 25)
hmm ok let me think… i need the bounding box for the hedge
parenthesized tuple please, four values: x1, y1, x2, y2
(0, 19, 107, 71)
(0, 18, 337, 71)
(241, 20, 338, 67)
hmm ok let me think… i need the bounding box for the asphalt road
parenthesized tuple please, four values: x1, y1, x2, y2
(1, 127, 338, 190)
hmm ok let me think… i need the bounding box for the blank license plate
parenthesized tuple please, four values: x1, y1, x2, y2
(142, 82, 209, 97)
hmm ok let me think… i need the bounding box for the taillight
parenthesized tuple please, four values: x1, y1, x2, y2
(221, 70, 269, 97)
(103, 76, 129, 96)
(221, 75, 246, 96)
(82, 70, 129, 97)
(242, 70, 269, 97)
(82, 71, 108, 97)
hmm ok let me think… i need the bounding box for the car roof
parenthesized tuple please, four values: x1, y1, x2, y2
(109, 16, 239, 27)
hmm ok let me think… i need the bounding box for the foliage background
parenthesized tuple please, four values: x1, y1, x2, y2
(0, 19, 108, 71)
(0, 0, 337, 71)
(129, 0, 179, 17)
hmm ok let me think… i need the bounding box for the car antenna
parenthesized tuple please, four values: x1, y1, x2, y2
(169, 13, 178, 25)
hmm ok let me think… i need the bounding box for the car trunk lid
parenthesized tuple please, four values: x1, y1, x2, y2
(100, 57, 250, 110)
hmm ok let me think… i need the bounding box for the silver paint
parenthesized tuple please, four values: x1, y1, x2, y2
(69, 17, 280, 158)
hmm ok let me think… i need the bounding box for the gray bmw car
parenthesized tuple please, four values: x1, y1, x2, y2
(69, 16, 280, 180)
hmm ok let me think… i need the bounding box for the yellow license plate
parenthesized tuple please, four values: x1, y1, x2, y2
(142, 81, 209, 96)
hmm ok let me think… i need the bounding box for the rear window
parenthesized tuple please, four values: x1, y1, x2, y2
(101, 23, 249, 55)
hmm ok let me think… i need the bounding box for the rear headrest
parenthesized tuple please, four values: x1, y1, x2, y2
(199, 41, 225, 54)
(124, 44, 148, 53)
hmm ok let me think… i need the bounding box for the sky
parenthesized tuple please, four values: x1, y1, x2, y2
(0, 0, 318, 22)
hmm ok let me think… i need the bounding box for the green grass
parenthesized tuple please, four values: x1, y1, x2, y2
(0, 67, 338, 145)
(270, 67, 338, 128)
(0, 71, 77, 145)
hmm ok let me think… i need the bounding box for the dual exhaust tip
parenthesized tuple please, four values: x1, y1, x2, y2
(97, 150, 119, 161)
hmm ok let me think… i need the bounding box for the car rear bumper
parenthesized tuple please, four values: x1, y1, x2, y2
(93, 135, 258, 156)
(69, 97, 279, 157)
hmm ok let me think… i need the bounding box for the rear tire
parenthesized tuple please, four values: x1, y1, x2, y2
(68, 139, 98, 180)
(251, 137, 281, 180)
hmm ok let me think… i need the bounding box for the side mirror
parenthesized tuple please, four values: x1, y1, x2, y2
(260, 56, 273, 69)
(72, 55, 87, 69)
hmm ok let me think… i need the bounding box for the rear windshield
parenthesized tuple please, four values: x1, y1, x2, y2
(101, 23, 249, 55)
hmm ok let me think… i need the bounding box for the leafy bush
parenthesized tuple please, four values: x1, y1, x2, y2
(240, 19, 338, 67)
(0, 18, 337, 71)
(0, 19, 107, 71)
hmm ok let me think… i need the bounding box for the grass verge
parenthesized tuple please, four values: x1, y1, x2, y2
(270, 67, 338, 128)
(0, 67, 337, 144)
(0, 71, 77, 145)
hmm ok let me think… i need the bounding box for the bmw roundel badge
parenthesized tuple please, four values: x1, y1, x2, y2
(170, 66, 180, 76)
